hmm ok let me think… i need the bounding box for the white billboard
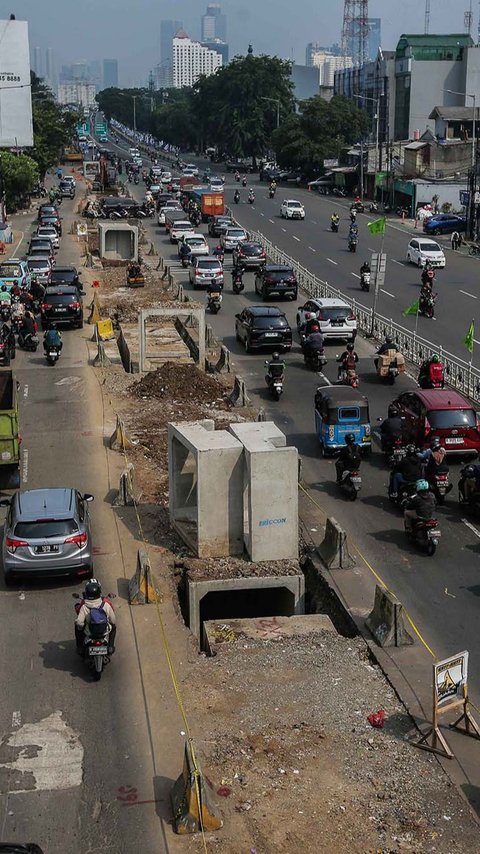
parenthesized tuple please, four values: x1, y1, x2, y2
(0, 19, 33, 147)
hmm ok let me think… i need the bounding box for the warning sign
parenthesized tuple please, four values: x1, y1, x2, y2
(77, 223, 88, 237)
(435, 651, 468, 707)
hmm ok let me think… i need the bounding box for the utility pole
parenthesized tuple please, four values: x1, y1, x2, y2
(424, 0, 430, 34)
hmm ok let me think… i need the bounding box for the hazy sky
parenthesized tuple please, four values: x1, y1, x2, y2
(11, 0, 475, 85)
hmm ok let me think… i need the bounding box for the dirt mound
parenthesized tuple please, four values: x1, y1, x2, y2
(131, 362, 230, 405)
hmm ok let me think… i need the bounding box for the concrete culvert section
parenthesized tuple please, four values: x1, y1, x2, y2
(176, 557, 305, 645)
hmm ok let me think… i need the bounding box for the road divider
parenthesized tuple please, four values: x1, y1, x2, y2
(171, 741, 223, 834)
(92, 340, 111, 368)
(317, 517, 355, 569)
(227, 375, 251, 407)
(128, 548, 160, 605)
(113, 462, 138, 507)
(365, 585, 414, 648)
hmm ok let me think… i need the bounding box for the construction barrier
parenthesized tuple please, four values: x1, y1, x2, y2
(147, 241, 158, 256)
(87, 292, 101, 324)
(96, 318, 115, 341)
(171, 741, 223, 834)
(113, 463, 137, 507)
(92, 340, 111, 368)
(365, 585, 414, 648)
(227, 375, 251, 407)
(317, 517, 355, 569)
(214, 345, 231, 373)
(109, 414, 133, 451)
(128, 548, 160, 605)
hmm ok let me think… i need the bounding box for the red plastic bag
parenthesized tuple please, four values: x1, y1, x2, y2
(367, 709, 385, 729)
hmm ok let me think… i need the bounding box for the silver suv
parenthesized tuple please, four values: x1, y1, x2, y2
(296, 298, 357, 343)
(1, 488, 94, 584)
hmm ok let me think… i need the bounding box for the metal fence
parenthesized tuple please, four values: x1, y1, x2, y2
(247, 227, 480, 403)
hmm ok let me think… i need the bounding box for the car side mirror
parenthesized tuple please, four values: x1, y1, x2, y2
(83, 493, 94, 502)
(0, 498, 11, 507)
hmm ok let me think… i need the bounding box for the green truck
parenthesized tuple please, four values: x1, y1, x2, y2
(0, 371, 20, 488)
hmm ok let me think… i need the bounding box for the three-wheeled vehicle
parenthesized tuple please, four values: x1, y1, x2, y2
(126, 264, 145, 287)
(314, 385, 371, 456)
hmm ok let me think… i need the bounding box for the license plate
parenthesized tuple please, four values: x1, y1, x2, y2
(350, 476, 362, 483)
(49, 351, 57, 357)
(35, 544, 59, 554)
(88, 646, 107, 656)
(445, 437, 464, 444)
(429, 530, 441, 537)
(55, 307, 67, 312)
(264, 333, 279, 338)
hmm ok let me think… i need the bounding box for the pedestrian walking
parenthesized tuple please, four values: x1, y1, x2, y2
(451, 230, 460, 251)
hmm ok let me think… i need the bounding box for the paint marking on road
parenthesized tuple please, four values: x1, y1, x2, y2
(460, 289, 477, 299)
(22, 448, 28, 484)
(462, 518, 480, 539)
(392, 259, 404, 266)
(23, 384, 28, 399)
(474, 339, 480, 346)
(326, 257, 337, 265)
(312, 220, 318, 225)
(12, 231, 24, 256)
(269, 218, 275, 224)
(351, 272, 361, 279)
(11, 711, 21, 729)
(308, 246, 317, 253)
(281, 227, 286, 232)
(367, 247, 376, 253)
(293, 235, 300, 242)
(260, 212, 265, 217)
(0, 711, 83, 793)
(380, 288, 395, 298)
(318, 372, 331, 385)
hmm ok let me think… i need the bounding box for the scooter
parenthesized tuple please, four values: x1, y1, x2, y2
(264, 362, 284, 400)
(45, 344, 61, 366)
(242, 177, 247, 187)
(73, 592, 115, 682)
(232, 270, 244, 294)
(368, 202, 378, 213)
(348, 237, 358, 253)
(330, 219, 339, 232)
(17, 331, 38, 352)
(304, 347, 327, 371)
(269, 187, 276, 198)
(234, 192, 240, 204)
(427, 469, 452, 505)
(405, 517, 441, 556)
(338, 366, 359, 389)
(181, 253, 192, 269)
(248, 193, 255, 204)
(360, 271, 370, 291)
(207, 292, 222, 314)
(338, 468, 362, 501)
(419, 291, 437, 319)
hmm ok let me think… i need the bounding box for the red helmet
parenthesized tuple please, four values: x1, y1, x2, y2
(310, 323, 320, 332)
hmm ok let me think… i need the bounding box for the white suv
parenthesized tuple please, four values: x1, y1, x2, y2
(220, 227, 248, 251)
(406, 238, 446, 268)
(296, 298, 357, 343)
(281, 199, 305, 220)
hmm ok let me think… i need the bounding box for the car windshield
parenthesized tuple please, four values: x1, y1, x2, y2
(428, 409, 476, 429)
(318, 307, 350, 321)
(51, 271, 76, 282)
(188, 238, 206, 246)
(198, 261, 220, 270)
(254, 316, 287, 329)
(0, 264, 22, 277)
(15, 519, 78, 538)
(243, 245, 262, 255)
(420, 242, 441, 252)
(288, 202, 302, 208)
(46, 293, 76, 303)
(28, 260, 48, 269)
(268, 269, 294, 280)
(228, 230, 246, 237)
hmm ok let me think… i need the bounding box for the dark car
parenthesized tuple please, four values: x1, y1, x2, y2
(235, 306, 292, 353)
(254, 264, 298, 300)
(50, 266, 81, 289)
(38, 213, 62, 236)
(225, 160, 254, 173)
(423, 213, 467, 235)
(28, 239, 55, 264)
(392, 388, 480, 456)
(208, 215, 234, 237)
(38, 204, 59, 220)
(232, 241, 266, 270)
(58, 180, 75, 199)
(41, 285, 84, 330)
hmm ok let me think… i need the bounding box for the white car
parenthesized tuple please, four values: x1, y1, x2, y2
(185, 163, 199, 176)
(62, 175, 76, 190)
(170, 221, 195, 243)
(209, 176, 224, 190)
(281, 199, 305, 220)
(182, 169, 196, 179)
(37, 225, 60, 250)
(158, 204, 182, 225)
(189, 256, 224, 289)
(406, 238, 446, 268)
(161, 171, 172, 184)
(296, 298, 357, 342)
(220, 227, 248, 252)
(178, 233, 209, 257)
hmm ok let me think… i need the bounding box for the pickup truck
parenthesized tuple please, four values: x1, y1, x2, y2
(0, 370, 20, 488)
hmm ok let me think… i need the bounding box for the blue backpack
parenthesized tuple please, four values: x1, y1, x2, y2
(89, 601, 108, 639)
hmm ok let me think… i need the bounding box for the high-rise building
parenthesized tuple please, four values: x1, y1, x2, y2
(160, 19, 183, 88)
(173, 32, 222, 88)
(202, 38, 229, 65)
(57, 81, 97, 108)
(45, 47, 57, 92)
(103, 59, 118, 89)
(367, 18, 381, 61)
(32, 46, 42, 78)
(201, 4, 227, 42)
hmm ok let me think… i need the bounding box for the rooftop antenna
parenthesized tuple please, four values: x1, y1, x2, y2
(424, 0, 430, 34)
(341, 0, 369, 67)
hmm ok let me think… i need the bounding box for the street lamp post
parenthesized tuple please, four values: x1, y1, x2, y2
(132, 94, 137, 134)
(355, 93, 381, 173)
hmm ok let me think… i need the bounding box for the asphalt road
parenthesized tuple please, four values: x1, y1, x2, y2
(107, 135, 480, 711)
(0, 194, 170, 853)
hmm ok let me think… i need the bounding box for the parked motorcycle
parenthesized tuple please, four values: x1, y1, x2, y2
(405, 517, 441, 556)
(17, 331, 38, 352)
(360, 271, 370, 291)
(338, 468, 362, 501)
(45, 344, 61, 366)
(264, 362, 284, 400)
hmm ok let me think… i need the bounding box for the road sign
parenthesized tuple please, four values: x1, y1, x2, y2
(76, 121, 90, 136)
(435, 651, 468, 707)
(460, 190, 470, 206)
(370, 252, 387, 291)
(95, 122, 107, 136)
(474, 192, 480, 206)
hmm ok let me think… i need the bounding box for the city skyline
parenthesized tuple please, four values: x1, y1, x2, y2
(20, 0, 477, 86)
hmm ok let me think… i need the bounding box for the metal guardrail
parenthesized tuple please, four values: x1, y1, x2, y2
(247, 227, 480, 403)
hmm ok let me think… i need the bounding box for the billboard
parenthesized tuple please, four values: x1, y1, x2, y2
(0, 19, 33, 147)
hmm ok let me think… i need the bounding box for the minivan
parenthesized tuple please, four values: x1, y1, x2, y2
(393, 389, 480, 455)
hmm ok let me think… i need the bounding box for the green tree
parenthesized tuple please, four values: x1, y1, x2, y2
(273, 95, 369, 178)
(1, 151, 38, 209)
(30, 72, 77, 177)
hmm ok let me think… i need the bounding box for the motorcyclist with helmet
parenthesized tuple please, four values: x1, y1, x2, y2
(418, 354, 444, 388)
(374, 334, 396, 370)
(265, 351, 286, 386)
(380, 404, 403, 451)
(303, 323, 324, 357)
(299, 311, 319, 338)
(417, 437, 452, 496)
(421, 262, 435, 289)
(459, 461, 480, 503)
(330, 213, 340, 231)
(336, 342, 359, 380)
(0, 284, 11, 305)
(234, 189, 240, 204)
(390, 444, 424, 498)
(75, 578, 117, 655)
(404, 479, 436, 532)
(43, 322, 62, 353)
(335, 433, 362, 483)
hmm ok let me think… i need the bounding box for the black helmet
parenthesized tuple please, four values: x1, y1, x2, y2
(388, 405, 399, 417)
(346, 343, 354, 352)
(345, 433, 356, 445)
(406, 444, 416, 457)
(430, 437, 441, 449)
(385, 335, 393, 345)
(272, 351, 280, 361)
(84, 579, 101, 600)
(464, 465, 475, 478)
(50, 322, 57, 330)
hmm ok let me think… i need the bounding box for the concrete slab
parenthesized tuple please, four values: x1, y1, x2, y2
(98, 222, 138, 261)
(203, 614, 336, 655)
(119, 321, 192, 372)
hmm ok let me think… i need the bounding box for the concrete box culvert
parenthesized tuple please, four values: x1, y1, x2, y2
(187, 574, 305, 644)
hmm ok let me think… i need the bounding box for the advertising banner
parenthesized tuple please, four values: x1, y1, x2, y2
(0, 19, 33, 147)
